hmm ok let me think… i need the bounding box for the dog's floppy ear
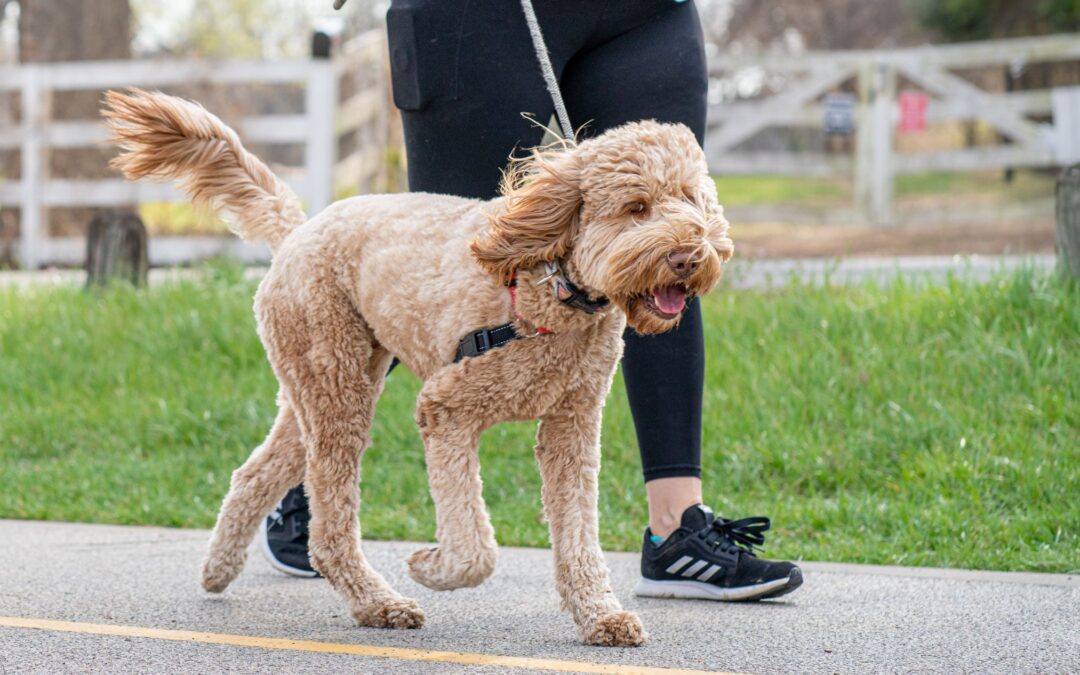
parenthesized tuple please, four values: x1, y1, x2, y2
(471, 147, 581, 284)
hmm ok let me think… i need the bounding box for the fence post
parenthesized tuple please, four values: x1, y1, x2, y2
(870, 61, 896, 226)
(305, 42, 337, 216)
(19, 65, 43, 269)
(854, 59, 896, 226)
(854, 60, 873, 219)
(1057, 164, 1080, 278)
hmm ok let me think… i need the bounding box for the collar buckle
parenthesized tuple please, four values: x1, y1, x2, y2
(454, 324, 522, 362)
(538, 260, 609, 314)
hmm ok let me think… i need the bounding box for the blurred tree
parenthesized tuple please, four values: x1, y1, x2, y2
(722, 0, 924, 51)
(16, 0, 135, 244)
(18, 0, 131, 62)
(1040, 0, 1080, 30)
(911, 0, 1079, 41)
(723, 0, 1077, 51)
(181, 0, 290, 58)
(131, 0, 348, 59)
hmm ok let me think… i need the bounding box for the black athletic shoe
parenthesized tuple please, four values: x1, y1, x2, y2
(634, 504, 802, 601)
(259, 484, 320, 578)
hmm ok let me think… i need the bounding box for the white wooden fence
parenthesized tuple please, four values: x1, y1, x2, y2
(3, 32, 1080, 267)
(706, 33, 1080, 224)
(0, 30, 388, 269)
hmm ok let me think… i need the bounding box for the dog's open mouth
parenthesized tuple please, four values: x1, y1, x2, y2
(642, 285, 687, 319)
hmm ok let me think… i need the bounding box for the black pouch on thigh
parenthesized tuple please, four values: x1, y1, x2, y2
(386, 1, 462, 111)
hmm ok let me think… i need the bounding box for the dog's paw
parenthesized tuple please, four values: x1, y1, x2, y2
(353, 597, 425, 629)
(200, 553, 243, 593)
(407, 546, 495, 591)
(583, 611, 647, 647)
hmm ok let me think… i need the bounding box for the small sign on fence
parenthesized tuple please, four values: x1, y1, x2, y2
(898, 91, 929, 133)
(823, 93, 856, 136)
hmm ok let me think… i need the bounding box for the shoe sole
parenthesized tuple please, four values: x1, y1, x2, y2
(258, 521, 320, 578)
(633, 567, 803, 602)
(758, 567, 803, 600)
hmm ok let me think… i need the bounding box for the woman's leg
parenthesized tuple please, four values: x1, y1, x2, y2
(561, 1, 802, 600)
(559, 0, 709, 536)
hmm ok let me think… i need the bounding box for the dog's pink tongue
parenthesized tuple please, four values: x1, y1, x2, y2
(653, 286, 686, 314)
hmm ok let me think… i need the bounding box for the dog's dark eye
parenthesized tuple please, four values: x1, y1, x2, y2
(627, 201, 647, 215)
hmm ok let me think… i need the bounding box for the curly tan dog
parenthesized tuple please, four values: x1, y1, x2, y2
(104, 89, 733, 646)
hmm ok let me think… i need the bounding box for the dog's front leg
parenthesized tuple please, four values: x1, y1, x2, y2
(407, 389, 498, 591)
(536, 406, 646, 646)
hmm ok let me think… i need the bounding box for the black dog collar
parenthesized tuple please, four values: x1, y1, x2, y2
(453, 261, 607, 363)
(536, 261, 608, 315)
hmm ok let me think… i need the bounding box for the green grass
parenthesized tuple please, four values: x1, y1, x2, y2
(1, 264, 1077, 572)
(894, 170, 1056, 202)
(714, 170, 1056, 209)
(713, 175, 848, 207)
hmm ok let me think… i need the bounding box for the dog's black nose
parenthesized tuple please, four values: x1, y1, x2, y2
(667, 249, 699, 278)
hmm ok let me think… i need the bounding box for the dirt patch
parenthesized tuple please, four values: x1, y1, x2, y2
(733, 218, 1056, 259)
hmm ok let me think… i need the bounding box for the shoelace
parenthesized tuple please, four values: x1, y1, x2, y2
(707, 516, 771, 556)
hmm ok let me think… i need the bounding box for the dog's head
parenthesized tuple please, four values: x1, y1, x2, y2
(471, 121, 733, 334)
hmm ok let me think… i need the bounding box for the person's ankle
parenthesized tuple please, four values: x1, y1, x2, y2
(645, 476, 704, 538)
(650, 511, 683, 539)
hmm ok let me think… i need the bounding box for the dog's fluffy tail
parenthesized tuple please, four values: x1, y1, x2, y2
(103, 89, 305, 252)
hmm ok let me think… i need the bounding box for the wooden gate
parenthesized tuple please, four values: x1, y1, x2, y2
(706, 34, 1080, 224)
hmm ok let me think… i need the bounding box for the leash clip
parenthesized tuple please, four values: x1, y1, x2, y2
(534, 260, 560, 285)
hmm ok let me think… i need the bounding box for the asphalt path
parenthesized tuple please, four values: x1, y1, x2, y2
(1, 520, 1076, 674)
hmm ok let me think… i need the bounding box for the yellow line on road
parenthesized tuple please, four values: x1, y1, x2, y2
(0, 615, 736, 674)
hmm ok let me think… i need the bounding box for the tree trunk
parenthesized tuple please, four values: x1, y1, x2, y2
(85, 211, 148, 288)
(18, 0, 135, 268)
(1057, 165, 1080, 279)
(19, 0, 131, 63)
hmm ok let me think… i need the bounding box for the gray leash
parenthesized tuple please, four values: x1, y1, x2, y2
(518, 0, 575, 141)
(333, 0, 575, 141)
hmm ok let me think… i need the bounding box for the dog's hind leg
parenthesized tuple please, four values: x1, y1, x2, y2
(201, 402, 306, 593)
(260, 284, 423, 629)
(407, 388, 498, 591)
(536, 405, 646, 647)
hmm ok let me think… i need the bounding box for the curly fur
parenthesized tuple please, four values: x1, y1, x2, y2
(103, 90, 733, 646)
(104, 89, 305, 251)
(471, 144, 582, 284)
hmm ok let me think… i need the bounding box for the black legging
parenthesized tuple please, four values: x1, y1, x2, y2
(387, 0, 707, 481)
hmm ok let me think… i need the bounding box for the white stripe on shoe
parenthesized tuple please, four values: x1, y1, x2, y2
(665, 555, 695, 574)
(697, 564, 721, 582)
(681, 560, 709, 578)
